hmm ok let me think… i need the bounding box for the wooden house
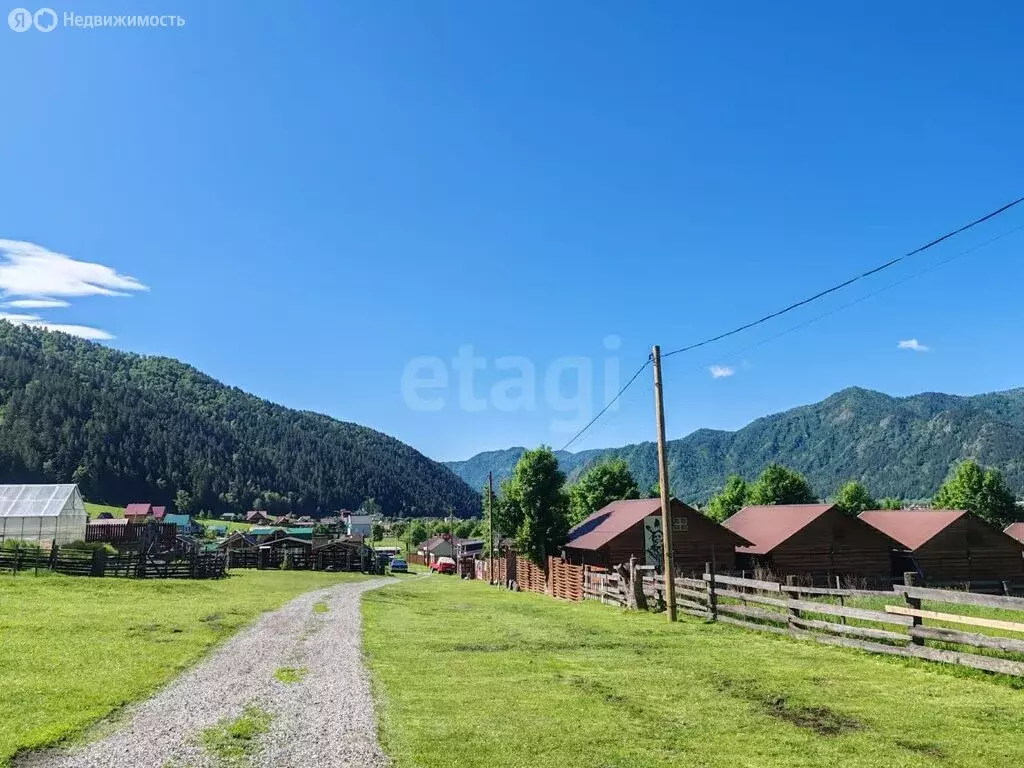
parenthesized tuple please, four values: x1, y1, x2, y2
(563, 498, 749, 574)
(245, 510, 271, 525)
(1005, 522, 1024, 546)
(723, 504, 899, 580)
(859, 510, 1024, 583)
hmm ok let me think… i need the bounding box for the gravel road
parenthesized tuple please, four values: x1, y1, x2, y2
(22, 577, 393, 768)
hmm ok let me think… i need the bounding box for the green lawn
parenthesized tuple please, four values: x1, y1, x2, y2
(0, 569, 371, 766)
(363, 578, 1024, 768)
(83, 502, 123, 519)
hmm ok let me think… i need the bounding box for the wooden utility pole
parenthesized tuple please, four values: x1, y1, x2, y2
(652, 344, 677, 621)
(487, 471, 495, 583)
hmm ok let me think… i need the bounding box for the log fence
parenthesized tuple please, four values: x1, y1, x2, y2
(0, 545, 226, 579)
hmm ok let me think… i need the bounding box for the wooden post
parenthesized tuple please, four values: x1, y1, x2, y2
(706, 560, 717, 622)
(836, 574, 846, 625)
(487, 471, 494, 584)
(904, 571, 924, 645)
(90, 548, 107, 577)
(786, 575, 800, 630)
(651, 344, 676, 622)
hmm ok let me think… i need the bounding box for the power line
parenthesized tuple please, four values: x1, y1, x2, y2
(674, 222, 1024, 377)
(557, 197, 1023, 453)
(661, 196, 1024, 359)
(560, 358, 650, 451)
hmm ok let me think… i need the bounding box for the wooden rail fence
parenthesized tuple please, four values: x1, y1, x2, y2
(0, 545, 226, 579)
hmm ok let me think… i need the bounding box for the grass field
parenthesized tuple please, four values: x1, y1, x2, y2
(0, 569, 371, 766)
(83, 502, 123, 519)
(363, 577, 1024, 768)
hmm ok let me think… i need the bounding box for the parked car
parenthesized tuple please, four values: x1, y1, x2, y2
(390, 557, 408, 573)
(435, 556, 456, 575)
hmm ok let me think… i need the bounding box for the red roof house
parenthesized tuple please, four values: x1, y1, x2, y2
(151, 506, 166, 521)
(859, 510, 1024, 583)
(564, 498, 749, 573)
(1005, 522, 1024, 545)
(124, 503, 152, 520)
(723, 504, 900, 580)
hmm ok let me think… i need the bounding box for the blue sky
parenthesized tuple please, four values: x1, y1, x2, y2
(2, 1, 1022, 463)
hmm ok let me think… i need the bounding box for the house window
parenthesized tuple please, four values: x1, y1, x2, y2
(672, 517, 688, 533)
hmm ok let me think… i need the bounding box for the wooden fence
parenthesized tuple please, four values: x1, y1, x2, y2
(549, 558, 584, 601)
(515, 556, 548, 595)
(0, 545, 226, 579)
(636, 569, 1024, 677)
(228, 546, 367, 572)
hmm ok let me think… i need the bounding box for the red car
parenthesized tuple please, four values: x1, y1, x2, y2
(432, 557, 456, 574)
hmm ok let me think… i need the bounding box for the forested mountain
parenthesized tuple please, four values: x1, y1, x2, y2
(0, 323, 479, 517)
(446, 387, 1024, 502)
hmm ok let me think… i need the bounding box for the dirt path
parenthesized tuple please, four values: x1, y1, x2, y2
(22, 577, 393, 768)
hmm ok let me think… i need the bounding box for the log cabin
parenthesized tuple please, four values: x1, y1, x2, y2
(563, 498, 749, 574)
(859, 509, 1024, 583)
(722, 503, 900, 581)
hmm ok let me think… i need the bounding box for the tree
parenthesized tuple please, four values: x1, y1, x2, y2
(646, 482, 661, 499)
(174, 489, 194, 516)
(408, 520, 429, 547)
(454, 518, 477, 539)
(567, 458, 640, 524)
(362, 498, 383, 517)
(933, 460, 1017, 526)
(391, 521, 407, 540)
(705, 475, 748, 522)
(370, 522, 384, 541)
(879, 497, 903, 510)
(497, 446, 569, 565)
(833, 480, 877, 516)
(747, 464, 816, 506)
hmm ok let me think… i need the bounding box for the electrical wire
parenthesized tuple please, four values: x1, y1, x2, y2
(661, 196, 1024, 359)
(557, 198, 1023, 452)
(560, 358, 651, 451)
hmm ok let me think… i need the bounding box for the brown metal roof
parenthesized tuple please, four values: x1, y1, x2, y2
(124, 503, 151, 517)
(857, 509, 967, 550)
(722, 504, 835, 555)
(566, 499, 663, 551)
(1005, 522, 1024, 545)
(565, 498, 750, 552)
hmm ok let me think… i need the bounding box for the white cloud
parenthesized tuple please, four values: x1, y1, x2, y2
(0, 312, 114, 341)
(897, 338, 930, 352)
(709, 365, 735, 379)
(0, 240, 147, 298)
(5, 298, 71, 309)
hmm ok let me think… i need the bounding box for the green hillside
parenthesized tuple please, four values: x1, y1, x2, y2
(0, 323, 480, 518)
(446, 386, 1024, 502)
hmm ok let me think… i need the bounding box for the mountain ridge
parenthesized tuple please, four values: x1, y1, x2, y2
(445, 385, 1024, 501)
(0, 322, 480, 518)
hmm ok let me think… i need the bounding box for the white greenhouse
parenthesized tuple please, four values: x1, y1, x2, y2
(0, 484, 88, 545)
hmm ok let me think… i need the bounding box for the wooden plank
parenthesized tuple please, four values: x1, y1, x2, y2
(896, 585, 1024, 612)
(703, 573, 781, 592)
(676, 586, 708, 602)
(886, 605, 1024, 634)
(790, 617, 907, 643)
(675, 577, 706, 590)
(803, 631, 1024, 677)
(788, 598, 914, 626)
(715, 588, 788, 609)
(783, 585, 896, 598)
(717, 603, 787, 624)
(911, 625, 1024, 654)
(678, 598, 707, 612)
(717, 615, 788, 635)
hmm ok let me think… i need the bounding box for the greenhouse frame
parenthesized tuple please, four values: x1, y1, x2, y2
(0, 484, 88, 545)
